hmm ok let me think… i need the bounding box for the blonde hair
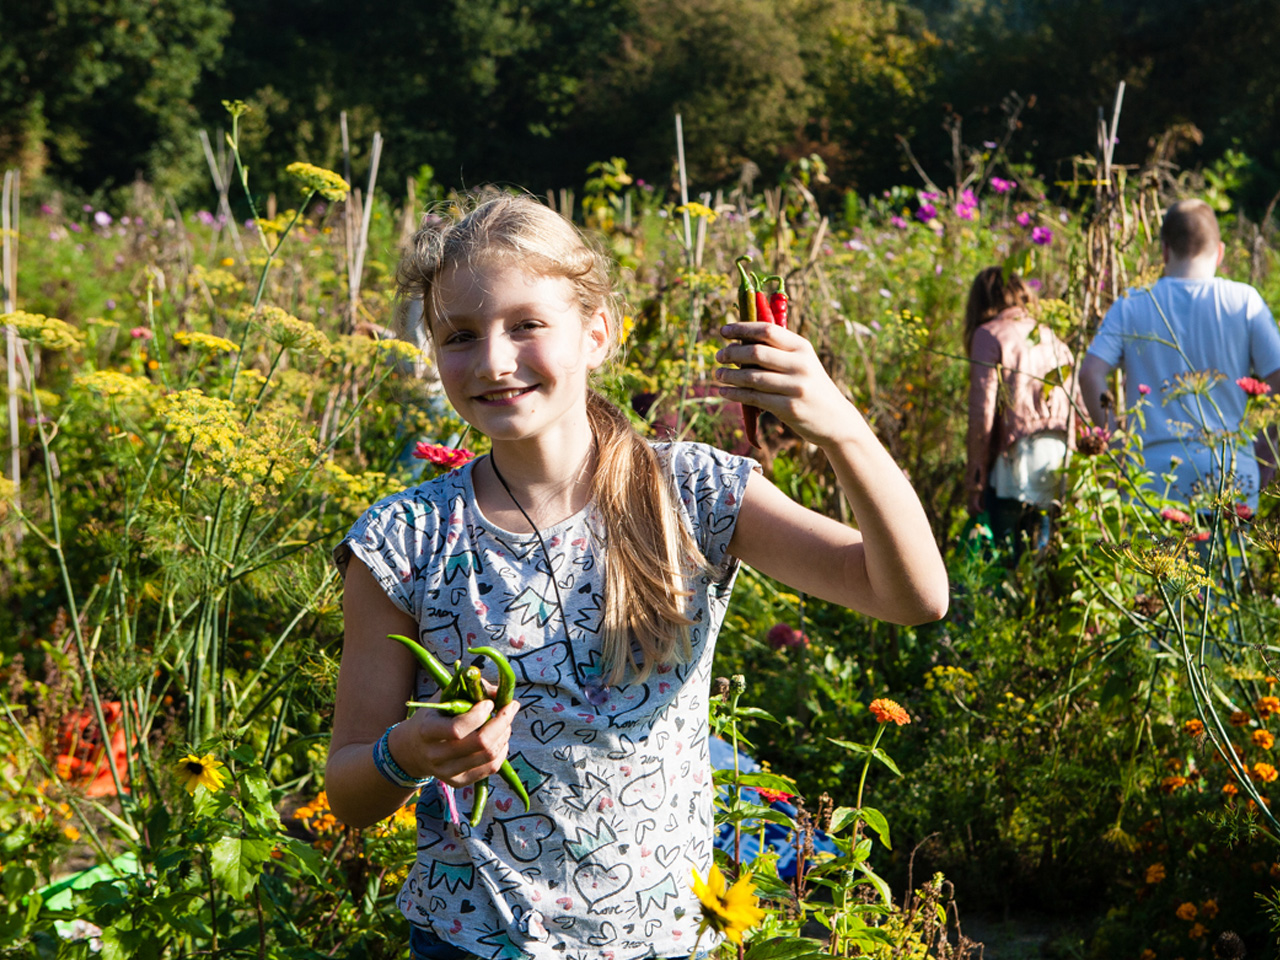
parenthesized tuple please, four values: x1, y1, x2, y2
(397, 193, 706, 684)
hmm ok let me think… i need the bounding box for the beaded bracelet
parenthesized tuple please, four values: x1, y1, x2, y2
(372, 723, 432, 789)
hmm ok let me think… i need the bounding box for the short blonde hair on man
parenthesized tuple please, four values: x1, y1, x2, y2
(1161, 199, 1221, 260)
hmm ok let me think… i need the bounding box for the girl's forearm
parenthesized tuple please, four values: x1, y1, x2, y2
(325, 740, 418, 828)
(819, 420, 949, 623)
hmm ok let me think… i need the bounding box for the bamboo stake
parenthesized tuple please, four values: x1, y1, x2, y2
(4, 169, 22, 538)
(198, 130, 247, 263)
(675, 113, 692, 263)
(347, 132, 383, 330)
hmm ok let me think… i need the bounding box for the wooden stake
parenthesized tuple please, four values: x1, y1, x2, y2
(3, 169, 22, 538)
(675, 113, 692, 262)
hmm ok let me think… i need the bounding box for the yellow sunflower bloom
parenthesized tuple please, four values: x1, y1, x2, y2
(176, 753, 227, 794)
(691, 864, 766, 945)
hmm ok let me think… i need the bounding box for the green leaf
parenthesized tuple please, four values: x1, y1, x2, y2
(209, 836, 272, 900)
(713, 770, 798, 792)
(828, 806, 860, 834)
(719, 806, 796, 828)
(855, 861, 893, 906)
(861, 806, 891, 849)
(733, 706, 780, 724)
(827, 737, 871, 757)
(870, 746, 902, 776)
(281, 837, 325, 880)
(743, 936, 828, 960)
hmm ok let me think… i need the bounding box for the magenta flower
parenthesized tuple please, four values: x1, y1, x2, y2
(990, 177, 1017, 194)
(890, 215, 909, 229)
(1160, 507, 1192, 525)
(94, 211, 112, 227)
(413, 442, 476, 469)
(916, 203, 937, 223)
(1016, 211, 1033, 227)
(1237, 376, 1272, 397)
(956, 203, 978, 221)
(1031, 226, 1053, 246)
(766, 623, 809, 650)
(919, 191, 940, 202)
(130, 327, 153, 340)
(1138, 383, 1151, 396)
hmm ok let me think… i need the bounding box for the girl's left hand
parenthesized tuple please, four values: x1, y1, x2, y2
(715, 321, 857, 448)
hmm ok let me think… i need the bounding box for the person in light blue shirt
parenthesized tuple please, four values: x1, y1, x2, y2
(1080, 199, 1280, 509)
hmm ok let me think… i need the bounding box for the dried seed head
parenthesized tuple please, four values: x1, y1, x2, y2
(1213, 930, 1246, 959)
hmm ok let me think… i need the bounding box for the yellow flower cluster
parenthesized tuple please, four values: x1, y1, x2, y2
(323, 462, 398, 515)
(924, 664, 973, 693)
(191, 263, 245, 299)
(374, 338, 429, 365)
(74, 370, 153, 400)
(174, 329, 240, 354)
(675, 201, 717, 222)
(255, 305, 331, 356)
(371, 801, 418, 837)
(3, 311, 82, 350)
(285, 162, 350, 202)
(156, 388, 239, 452)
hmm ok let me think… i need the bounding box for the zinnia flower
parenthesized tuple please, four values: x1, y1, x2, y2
(176, 753, 227, 794)
(869, 698, 910, 725)
(990, 177, 1017, 194)
(413, 442, 476, 469)
(755, 787, 795, 805)
(691, 864, 766, 945)
(1237, 376, 1271, 397)
(1161, 507, 1192, 524)
(1235, 503, 1254, 521)
(766, 623, 808, 650)
(1138, 383, 1151, 396)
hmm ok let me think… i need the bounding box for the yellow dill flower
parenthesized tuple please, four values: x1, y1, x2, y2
(191, 264, 245, 298)
(176, 753, 227, 794)
(285, 162, 350, 202)
(675, 201, 717, 222)
(374, 338, 428, 364)
(173, 329, 240, 354)
(256, 305, 331, 356)
(156, 389, 239, 449)
(691, 864, 766, 945)
(74, 370, 153, 400)
(3, 311, 81, 350)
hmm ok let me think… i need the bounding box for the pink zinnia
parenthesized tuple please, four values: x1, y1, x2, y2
(413, 442, 476, 469)
(130, 327, 153, 340)
(1160, 507, 1192, 525)
(890, 216, 909, 229)
(1191, 530, 1210, 542)
(1237, 376, 1271, 397)
(1031, 226, 1054, 246)
(1138, 383, 1151, 396)
(1016, 211, 1033, 227)
(990, 177, 1017, 194)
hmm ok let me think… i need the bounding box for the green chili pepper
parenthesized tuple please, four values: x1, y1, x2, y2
(463, 666, 485, 704)
(388, 634, 454, 690)
(469, 779, 489, 827)
(466, 646, 516, 707)
(405, 700, 474, 714)
(442, 660, 467, 701)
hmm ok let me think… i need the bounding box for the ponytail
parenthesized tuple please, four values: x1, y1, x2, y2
(587, 392, 708, 684)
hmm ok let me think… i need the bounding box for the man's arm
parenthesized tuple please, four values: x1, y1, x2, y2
(1079, 353, 1117, 430)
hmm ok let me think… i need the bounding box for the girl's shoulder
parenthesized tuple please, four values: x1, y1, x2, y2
(652, 440, 757, 485)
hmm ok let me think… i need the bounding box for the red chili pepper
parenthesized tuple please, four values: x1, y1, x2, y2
(754, 290, 774, 325)
(769, 288, 788, 329)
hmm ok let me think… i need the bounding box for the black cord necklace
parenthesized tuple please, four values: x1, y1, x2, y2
(487, 451, 611, 705)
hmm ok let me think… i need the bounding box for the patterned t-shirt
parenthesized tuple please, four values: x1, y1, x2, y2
(334, 442, 757, 960)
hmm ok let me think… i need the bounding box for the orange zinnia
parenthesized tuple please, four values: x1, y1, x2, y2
(868, 698, 910, 726)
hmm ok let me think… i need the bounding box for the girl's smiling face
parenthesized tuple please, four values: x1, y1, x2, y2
(430, 261, 610, 445)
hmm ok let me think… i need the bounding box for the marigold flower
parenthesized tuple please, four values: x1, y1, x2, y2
(1176, 901, 1198, 921)
(176, 753, 227, 794)
(412, 442, 476, 469)
(869, 698, 910, 726)
(1258, 695, 1280, 717)
(1145, 862, 1166, 883)
(1222, 782, 1239, 796)
(691, 864, 766, 945)
(1188, 922, 1208, 940)
(1139, 950, 1155, 960)
(1201, 899, 1219, 919)
(285, 162, 350, 202)
(1254, 729, 1275, 750)
(1184, 718, 1205, 737)
(1161, 507, 1192, 524)
(1161, 775, 1189, 793)
(1229, 710, 1251, 727)
(1236, 376, 1272, 397)
(1252, 762, 1278, 783)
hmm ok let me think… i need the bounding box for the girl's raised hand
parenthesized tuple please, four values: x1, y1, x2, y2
(715, 321, 858, 448)
(391, 697, 519, 789)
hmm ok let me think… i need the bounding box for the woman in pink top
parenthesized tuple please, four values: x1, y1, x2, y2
(965, 267, 1077, 555)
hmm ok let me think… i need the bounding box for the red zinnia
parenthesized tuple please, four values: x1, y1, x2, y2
(869, 698, 910, 726)
(1161, 507, 1192, 524)
(1237, 376, 1272, 397)
(755, 787, 796, 805)
(413, 442, 476, 469)
(1236, 503, 1254, 521)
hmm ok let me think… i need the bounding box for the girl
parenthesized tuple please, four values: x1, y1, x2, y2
(964, 266, 1078, 555)
(327, 195, 947, 960)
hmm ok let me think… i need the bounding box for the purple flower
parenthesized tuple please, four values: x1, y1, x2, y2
(919, 191, 940, 202)
(1031, 226, 1053, 246)
(935, 264, 944, 275)
(94, 211, 112, 227)
(244, 219, 256, 230)
(890, 216, 909, 229)
(844, 238, 868, 252)
(105, 299, 116, 310)
(955, 203, 978, 221)
(916, 203, 937, 222)
(990, 177, 1017, 194)
(195, 210, 217, 226)
(69, 222, 82, 233)
(1025, 278, 1043, 291)
(83, 204, 94, 212)
(40, 204, 54, 216)
(1016, 211, 1033, 227)
(983, 140, 998, 149)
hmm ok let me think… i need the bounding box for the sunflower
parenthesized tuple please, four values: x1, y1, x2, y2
(691, 864, 766, 945)
(176, 753, 227, 794)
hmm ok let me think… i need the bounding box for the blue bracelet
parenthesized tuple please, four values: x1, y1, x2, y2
(373, 724, 432, 789)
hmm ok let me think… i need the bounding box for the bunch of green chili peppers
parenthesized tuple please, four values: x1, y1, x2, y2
(389, 634, 532, 826)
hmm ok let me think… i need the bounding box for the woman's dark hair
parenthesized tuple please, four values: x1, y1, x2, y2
(964, 266, 1035, 355)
